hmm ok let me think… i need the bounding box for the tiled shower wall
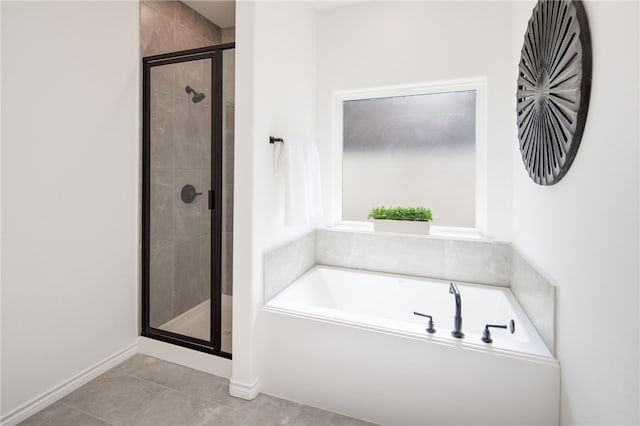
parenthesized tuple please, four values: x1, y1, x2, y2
(142, 1, 235, 327)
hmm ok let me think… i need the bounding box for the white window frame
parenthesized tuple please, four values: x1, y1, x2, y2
(331, 77, 487, 237)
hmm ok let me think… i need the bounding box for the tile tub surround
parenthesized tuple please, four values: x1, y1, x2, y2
(265, 229, 557, 355)
(511, 248, 557, 354)
(316, 229, 511, 287)
(143, 2, 236, 328)
(20, 355, 375, 426)
(264, 232, 316, 302)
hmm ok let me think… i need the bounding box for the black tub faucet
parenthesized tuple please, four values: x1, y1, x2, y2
(449, 283, 464, 339)
(482, 320, 516, 344)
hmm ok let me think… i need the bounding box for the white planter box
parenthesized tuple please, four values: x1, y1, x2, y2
(373, 219, 430, 235)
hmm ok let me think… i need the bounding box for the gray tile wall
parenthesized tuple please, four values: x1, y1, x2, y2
(264, 232, 316, 302)
(143, 1, 235, 327)
(511, 248, 557, 354)
(316, 229, 511, 287)
(221, 27, 236, 44)
(141, 1, 222, 57)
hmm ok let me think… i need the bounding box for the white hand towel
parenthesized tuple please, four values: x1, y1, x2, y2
(304, 142, 323, 219)
(273, 140, 284, 175)
(280, 139, 324, 226)
(283, 139, 309, 226)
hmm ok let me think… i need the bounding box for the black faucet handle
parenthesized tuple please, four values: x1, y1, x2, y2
(413, 311, 436, 334)
(482, 320, 516, 343)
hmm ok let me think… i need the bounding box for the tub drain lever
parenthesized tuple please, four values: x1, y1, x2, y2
(481, 320, 515, 344)
(413, 311, 436, 334)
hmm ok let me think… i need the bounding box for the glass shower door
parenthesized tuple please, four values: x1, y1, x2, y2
(143, 48, 227, 356)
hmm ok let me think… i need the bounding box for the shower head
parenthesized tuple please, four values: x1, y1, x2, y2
(192, 92, 206, 103)
(185, 86, 206, 103)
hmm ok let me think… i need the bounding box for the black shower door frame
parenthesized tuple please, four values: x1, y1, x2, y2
(142, 44, 234, 359)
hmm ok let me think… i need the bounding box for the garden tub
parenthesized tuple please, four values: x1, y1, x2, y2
(262, 266, 559, 426)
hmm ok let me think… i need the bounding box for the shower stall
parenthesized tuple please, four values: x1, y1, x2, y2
(142, 43, 234, 357)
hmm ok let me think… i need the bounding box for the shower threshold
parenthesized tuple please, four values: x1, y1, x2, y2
(158, 295, 232, 352)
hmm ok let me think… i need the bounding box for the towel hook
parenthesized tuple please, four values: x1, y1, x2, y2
(270, 136, 284, 144)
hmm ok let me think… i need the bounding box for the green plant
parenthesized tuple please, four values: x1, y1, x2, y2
(367, 206, 433, 222)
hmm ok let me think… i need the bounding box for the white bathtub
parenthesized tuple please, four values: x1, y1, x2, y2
(266, 266, 552, 358)
(262, 266, 559, 426)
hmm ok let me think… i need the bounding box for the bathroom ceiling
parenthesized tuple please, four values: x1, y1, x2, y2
(182, 0, 236, 29)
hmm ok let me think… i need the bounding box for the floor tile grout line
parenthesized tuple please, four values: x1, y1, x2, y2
(108, 358, 309, 421)
(60, 370, 174, 425)
(30, 353, 373, 426)
(115, 371, 249, 413)
(63, 380, 177, 426)
(59, 401, 116, 425)
(19, 410, 47, 426)
(106, 386, 174, 426)
(48, 358, 372, 426)
(129, 374, 285, 417)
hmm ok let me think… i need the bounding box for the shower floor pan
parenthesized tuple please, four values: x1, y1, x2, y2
(159, 295, 232, 352)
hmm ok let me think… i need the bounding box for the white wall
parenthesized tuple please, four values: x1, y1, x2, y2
(232, 1, 317, 393)
(1, 1, 139, 416)
(0, 1, 4, 415)
(316, 2, 513, 240)
(511, 1, 639, 424)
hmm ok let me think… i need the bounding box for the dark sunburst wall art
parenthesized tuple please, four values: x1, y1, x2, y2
(516, 0, 592, 185)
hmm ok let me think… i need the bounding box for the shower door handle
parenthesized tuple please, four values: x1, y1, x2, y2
(208, 190, 214, 210)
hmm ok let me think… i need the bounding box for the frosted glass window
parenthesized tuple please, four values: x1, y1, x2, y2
(342, 90, 476, 227)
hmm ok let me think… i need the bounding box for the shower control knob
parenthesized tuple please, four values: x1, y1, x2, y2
(181, 184, 202, 204)
(481, 320, 515, 344)
(413, 311, 436, 334)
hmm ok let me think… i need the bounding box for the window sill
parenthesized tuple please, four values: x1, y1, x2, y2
(325, 222, 491, 242)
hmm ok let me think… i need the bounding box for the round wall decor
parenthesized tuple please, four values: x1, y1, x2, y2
(516, 0, 592, 185)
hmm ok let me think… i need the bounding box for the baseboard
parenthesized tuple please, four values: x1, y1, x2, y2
(1, 342, 138, 426)
(229, 376, 261, 400)
(138, 336, 231, 379)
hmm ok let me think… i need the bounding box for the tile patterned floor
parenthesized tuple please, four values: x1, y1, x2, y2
(20, 354, 376, 426)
